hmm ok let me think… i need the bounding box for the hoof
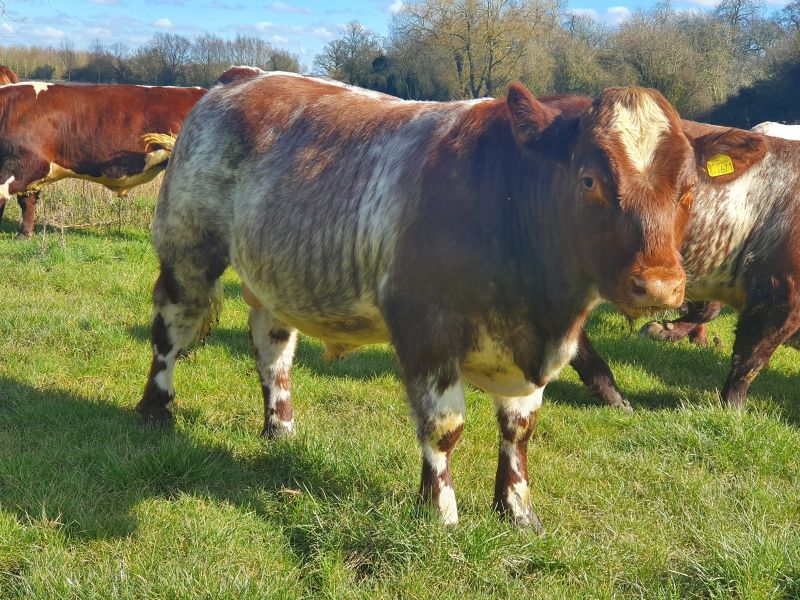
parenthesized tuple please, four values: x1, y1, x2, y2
(607, 392, 634, 412)
(261, 421, 295, 440)
(14, 232, 32, 241)
(136, 404, 175, 429)
(639, 320, 667, 339)
(510, 508, 546, 536)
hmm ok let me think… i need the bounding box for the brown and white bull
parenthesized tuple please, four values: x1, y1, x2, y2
(137, 68, 705, 528)
(573, 120, 800, 410)
(0, 82, 205, 238)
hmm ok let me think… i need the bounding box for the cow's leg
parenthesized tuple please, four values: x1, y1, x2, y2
(16, 192, 39, 239)
(493, 389, 545, 532)
(405, 371, 465, 525)
(640, 301, 724, 345)
(248, 306, 298, 439)
(571, 329, 632, 410)
(0, 197, 6, 225)
(137, 261, 225, 427)
(721, 285, 800, 409)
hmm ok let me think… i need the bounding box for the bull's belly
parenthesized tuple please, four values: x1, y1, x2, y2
(462, 330, 540, 398)
(238, 272, 391, 357)
(27, 156, 167, 195)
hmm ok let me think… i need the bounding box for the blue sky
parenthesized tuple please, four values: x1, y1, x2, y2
(1, 0, 789, 69)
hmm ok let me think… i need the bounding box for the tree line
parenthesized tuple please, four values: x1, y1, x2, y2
(0, 33, 301, 87)
(0, 0, 798, 125)
(315, 0, 800, 124)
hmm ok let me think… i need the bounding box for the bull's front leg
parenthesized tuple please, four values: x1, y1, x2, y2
(406, 371, 465, 525)
(17, 191, 40, 239)
(493, 390, 545, 532)
(571, 329, 632, 410)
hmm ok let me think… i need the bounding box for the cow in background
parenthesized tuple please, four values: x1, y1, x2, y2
(0, 82, 205, 238)
(0, 66, 19, 84)
(752, 121, 800, 140)
(138, 68, 759, 529)
(573, 120, 800, 410)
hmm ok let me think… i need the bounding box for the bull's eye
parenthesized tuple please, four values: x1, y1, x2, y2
(581, 177, 594, 190)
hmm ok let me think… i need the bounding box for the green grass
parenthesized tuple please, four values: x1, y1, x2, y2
(1, 194, 800, 599)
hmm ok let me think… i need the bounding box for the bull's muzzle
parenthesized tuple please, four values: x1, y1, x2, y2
(628, 268, 685, 309)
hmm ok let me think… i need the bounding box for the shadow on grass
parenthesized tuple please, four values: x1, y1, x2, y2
(0, 377, 394, 546)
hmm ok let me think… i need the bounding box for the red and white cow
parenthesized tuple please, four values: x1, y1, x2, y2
(137, 68, 737, 528)
(752, 121, 800, 140)
(573, 120, 800, 410)
(0, 82, 205, 238)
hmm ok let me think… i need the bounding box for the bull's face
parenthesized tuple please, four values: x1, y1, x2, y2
(507, 84, 694, 315)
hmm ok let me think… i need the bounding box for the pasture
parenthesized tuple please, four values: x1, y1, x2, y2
(1, 183, 799, 599)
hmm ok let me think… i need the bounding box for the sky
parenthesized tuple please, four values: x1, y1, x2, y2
(0, 0, 790, 69)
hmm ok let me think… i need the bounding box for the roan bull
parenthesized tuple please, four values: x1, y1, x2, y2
(573, 120, 800, 410)
(0, 82, 205, 238)
(138, 67, 725, 528)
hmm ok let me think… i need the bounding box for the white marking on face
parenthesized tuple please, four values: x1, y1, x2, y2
(610, 95, 669, 173)
(0, 175, 15, 200)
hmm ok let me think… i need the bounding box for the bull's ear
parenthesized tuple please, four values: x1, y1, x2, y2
(507, 82, 574, 161)
(690, 127, 767, 184)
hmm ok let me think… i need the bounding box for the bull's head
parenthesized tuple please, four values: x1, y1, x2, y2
(507, 83, 694, 315)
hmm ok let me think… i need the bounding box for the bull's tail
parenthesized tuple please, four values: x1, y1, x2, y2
(142, 132, 178, 152)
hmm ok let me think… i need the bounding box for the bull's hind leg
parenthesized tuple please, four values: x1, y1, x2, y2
(137, 259, 225, 426)
(248, 306, 298, 438)
(493, 389, 544, 532)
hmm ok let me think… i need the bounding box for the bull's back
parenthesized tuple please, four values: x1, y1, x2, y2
(159, 73, 469, 345)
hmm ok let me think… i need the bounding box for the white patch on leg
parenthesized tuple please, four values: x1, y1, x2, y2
(437, 484, 458, 525)
(611, 95, 669, 173)
(0, 175, 15, 200)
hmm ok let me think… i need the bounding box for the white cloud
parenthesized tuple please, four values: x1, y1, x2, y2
(1, 23, 15, 34)
(30, 27, 66, 40)
(683, 0, 719, 7)
(272, 34, 290, 43)
(268, 2, 313, 14)
(389, 0, 404, 13)
(92, 0, 123, 5)
(568, 5, 631, 25)
(153, 18, 174, 29)
(606, 6, 631, 24)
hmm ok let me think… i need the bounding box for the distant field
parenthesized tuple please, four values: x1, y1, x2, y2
(1, 182, 799, 598)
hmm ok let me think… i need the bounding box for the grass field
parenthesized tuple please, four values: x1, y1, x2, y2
(1, 184, 799, 599)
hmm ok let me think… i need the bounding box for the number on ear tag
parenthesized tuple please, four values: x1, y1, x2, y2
(707, 154, 734, 177)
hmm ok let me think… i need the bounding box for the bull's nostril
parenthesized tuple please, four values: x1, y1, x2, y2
(630, 276, 647, 296)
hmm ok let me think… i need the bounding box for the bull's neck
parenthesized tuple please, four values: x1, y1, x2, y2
(496, 151, 598, 339)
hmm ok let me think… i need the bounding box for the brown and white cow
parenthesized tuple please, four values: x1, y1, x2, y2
(0, 82, 205, 238)
(138, 68, 704, 529)
(573, 120, 800, 410)
(0, 66, 19, 85)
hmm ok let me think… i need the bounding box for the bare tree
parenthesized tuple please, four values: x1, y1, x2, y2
(314, 21, 383, 85)
(58, 39, 77, 81)
(392, 0, 562, 98)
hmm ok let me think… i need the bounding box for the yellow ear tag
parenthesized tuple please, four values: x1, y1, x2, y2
(707, 154, 734, 177)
